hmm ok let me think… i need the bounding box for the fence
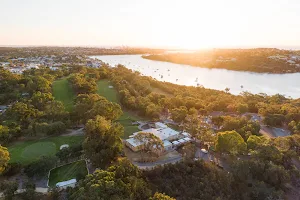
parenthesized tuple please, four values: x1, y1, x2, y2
(46, 158, 89, 188)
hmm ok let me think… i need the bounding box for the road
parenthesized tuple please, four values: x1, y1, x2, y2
(194, 147, 231, 171)
(0, 187, 48, 198)
(133, 156, 182, 170)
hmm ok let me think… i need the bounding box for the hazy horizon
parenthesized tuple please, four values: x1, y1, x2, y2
(1, 0, 300, 49)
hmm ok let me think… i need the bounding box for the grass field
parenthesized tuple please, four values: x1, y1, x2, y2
(48, 160, 88, 187)
(97, 80, 118, 103)
(53, 78, 75, 111)
(97, 80, 144, 138)
(8, 136, 83, 165)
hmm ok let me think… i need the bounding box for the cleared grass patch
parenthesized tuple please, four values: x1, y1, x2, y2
(97, 80, 118, 103)
(8, 136, 83, 165)
(53, 78, 75, 111)
(97, 79, 144, 139)
(150, 86, 174, 97)
(48, 160, 88, 187)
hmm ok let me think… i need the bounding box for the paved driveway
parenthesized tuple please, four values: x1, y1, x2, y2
(133, 156, 182, 170)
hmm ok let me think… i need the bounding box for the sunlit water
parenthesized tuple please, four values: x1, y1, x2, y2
(91, 55, 300, 99)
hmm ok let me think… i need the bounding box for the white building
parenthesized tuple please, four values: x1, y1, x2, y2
(56, 179, 77, 189)
(125, 123, 191, 152)
(155, 122, 168, 129)
(290, 55, 300, 61)
(9, 67, 24, 74)
(27, 63, 39, 69)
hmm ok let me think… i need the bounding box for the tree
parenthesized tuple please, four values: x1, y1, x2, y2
(247, 135, 267, 150)
(263, 114, 285, 127)
(34, 121, 66, 136)
(69, 159, 151, 200)
(0, 145, 10, 174)
(74, 94, 122, 123)
(145, 103, 162, 120)
(44, 100, 68, 121)
(144, 160, 234, 200)
(254, 145, 283, 164)
(87, 100, 122, 121)
(27, 76, 52, 93)
(150, 192, 176, 200)
(133, 132, 164, 156)
(171, 106, 188, 123)
(6, 102, 41, 126)
(212, 116, 224, 127)
(215, 131, 247, 155)
(22, 181, 36, 200)
(0, 180, 18, 200)
(83, 116, 123, 168)
(220, 116, 260, 141)
(197, 129, 216, 148)
(0, 125, 10, 144)
(184, 114, 204, 136)
(237, 103, 248, 114)
(30, 91, 54, 110)
(24, 156, 57, 177)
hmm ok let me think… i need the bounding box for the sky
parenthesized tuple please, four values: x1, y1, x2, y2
(1, 0, 300, 49)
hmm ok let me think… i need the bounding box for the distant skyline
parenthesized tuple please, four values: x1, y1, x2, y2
(1, 0, 300, 49)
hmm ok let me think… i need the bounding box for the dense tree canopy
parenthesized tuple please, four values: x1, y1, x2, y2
(83, 116, 123, 168)
(215, 131, 247, 154)
(69, 159, 151, 200)
(0, 145, 10, 174)
(74, 94, 122, 123)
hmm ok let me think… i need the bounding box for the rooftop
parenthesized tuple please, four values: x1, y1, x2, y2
(132, 127, 180, 141)
(56, 178, 77, 187)
(126, 137, 144, 147)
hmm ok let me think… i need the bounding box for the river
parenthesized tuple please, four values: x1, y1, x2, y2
(91, 55, 300, 99)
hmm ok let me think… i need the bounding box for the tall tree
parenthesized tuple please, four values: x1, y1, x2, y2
(150, 192, 176, 200)
(215, 131, 247, 155)
(83, 116, 123, 168)
(0, 145, 10, 174)
(69, 159, 151, 200)
(0, 180, 18, 200)
(133, 132, 164, 156)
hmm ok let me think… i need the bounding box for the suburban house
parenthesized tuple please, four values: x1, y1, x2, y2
(125, 122, 191, 152)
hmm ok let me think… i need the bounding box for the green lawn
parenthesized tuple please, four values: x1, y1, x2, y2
(8, 136, 83, 165)
(97, 80, 144, 138)
(48, 160, 88, 187)
(97, 80, 118, 103)
(53, 78, 75, 111)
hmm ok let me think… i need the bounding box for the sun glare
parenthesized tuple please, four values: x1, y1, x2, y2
(148, 1, 247, 50)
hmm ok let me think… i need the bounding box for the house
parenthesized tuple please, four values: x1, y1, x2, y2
(27, 63, 39, 69)
(56, 179, 77, 189)
(9, 67, 24, 74)
(50, 66, 59, 71)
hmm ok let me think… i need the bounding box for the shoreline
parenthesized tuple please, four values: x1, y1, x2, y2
(142, 56, 300, 75)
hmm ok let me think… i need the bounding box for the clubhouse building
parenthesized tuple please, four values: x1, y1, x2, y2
(125, 122, 191, 152)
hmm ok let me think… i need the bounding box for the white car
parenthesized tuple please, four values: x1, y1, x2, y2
(201, 149, 208, 154)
